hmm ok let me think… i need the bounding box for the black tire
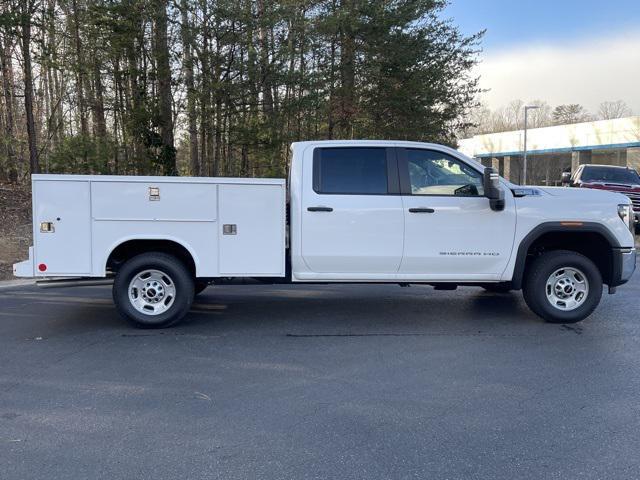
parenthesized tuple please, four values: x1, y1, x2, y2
(481, 283, 512, 293)
(113, 252, 194, 328)
(194, 281, 209, 296)
(523, 250, 602, 324)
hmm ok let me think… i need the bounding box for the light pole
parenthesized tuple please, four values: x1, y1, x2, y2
(523, 105, 539, 185)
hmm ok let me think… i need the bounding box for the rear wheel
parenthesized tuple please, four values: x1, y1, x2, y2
(523, 250, 602, 324)
(113, 252, 194, 328)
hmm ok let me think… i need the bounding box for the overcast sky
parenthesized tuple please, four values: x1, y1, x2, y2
(443, 0, 640, 114)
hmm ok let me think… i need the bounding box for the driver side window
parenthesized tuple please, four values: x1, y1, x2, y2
(406, 149, 484, 196)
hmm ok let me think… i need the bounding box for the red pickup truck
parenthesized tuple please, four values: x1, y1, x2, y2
(563, 164, 640, 233)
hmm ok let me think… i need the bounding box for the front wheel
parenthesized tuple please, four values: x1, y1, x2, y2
(523, 250, 602, 324)
(113, 252, 194, 328)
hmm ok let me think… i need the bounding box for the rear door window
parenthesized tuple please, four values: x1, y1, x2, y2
(313, 148, 389, 195)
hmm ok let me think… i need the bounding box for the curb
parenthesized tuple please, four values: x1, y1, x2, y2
(0, 279, 36, 289)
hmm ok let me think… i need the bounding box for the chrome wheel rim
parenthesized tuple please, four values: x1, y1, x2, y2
(545, 267, 589, 311)
(128, 269, 176, 316)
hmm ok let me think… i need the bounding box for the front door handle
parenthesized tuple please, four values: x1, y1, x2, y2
(307, 206, 333, 212)
(408, 207, 435, 213)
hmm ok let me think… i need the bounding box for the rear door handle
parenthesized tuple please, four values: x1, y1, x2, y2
(408, 208, 435, 213)
(307, 206, 333, 212)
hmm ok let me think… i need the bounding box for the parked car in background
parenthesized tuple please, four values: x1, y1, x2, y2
(563, 164, 640, 233)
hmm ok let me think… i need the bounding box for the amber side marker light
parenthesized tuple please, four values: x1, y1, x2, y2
(560, 222, 584, 227)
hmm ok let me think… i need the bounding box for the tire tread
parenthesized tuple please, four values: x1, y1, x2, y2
(112, 252, 194, 328)
(523, 249, 602, 324)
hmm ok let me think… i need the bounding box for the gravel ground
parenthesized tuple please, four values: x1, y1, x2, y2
(0, 184, 32, 281)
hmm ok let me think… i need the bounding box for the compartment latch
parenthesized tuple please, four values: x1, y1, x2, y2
(223, 224, 237, 235)
(40, 221, 55, 233)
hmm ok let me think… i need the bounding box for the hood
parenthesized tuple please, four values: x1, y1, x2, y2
(537, 186, 631, 204)
(580, 181, 640, 192)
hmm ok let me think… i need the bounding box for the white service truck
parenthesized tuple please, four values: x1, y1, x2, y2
(14, 140, 637, 328)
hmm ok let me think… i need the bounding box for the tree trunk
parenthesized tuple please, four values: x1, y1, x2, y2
(337, 0, 356, 138)
(297, 5, 306, 142)
(71, 0, 88, 138)
(256, 0, 274, 124)
(200, 2, 211, 176)
(45, 0, 62, 147)
(180, 0, 199, 176)
(327, 28, 337, 140)
(153, 0, 176, 175)
(92, 61, 107, 141)
(45, 60, 59, 146)
(126, 29, 144, 172)
(0, 36, 17, 181)
(20, 4, 40, 174)
(113, 56, 127, 174)
(245, 0, 259, 175)
(212, 26, 223, 177)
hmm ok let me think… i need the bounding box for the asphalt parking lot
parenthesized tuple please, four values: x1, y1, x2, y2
(1, 275, 640, 480)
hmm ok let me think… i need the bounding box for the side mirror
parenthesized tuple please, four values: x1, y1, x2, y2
(483, 167, 505, 212)
(561, 172, 572, 186)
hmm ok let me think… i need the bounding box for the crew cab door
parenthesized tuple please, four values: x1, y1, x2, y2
(300, 146, 404, 274)
(397, 148, 516, 280)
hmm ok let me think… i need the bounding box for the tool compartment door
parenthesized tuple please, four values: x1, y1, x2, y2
(34, 180, 91, 275)
(218, 183, 285, 276)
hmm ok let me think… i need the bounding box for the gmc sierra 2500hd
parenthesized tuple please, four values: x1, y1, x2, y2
(14, 140, 636, 328)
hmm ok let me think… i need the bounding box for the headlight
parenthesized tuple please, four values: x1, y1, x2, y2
(618, 204, 633, 232)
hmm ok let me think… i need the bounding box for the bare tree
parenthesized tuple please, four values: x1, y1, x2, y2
(461, 99, 554, 137)
(525, 100, 553, 129)
(491, 100, 524, 132)
(458, 102, 492, 137)
(598, 100, 632, 120)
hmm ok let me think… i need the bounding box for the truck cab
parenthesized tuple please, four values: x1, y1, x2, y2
(289, 141, 516, 282)
(14, 140, 637, 328)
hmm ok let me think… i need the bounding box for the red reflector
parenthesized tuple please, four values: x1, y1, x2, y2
(38, 263, 47, 272)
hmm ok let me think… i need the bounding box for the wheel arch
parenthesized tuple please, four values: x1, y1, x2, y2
(103, 236, 199, 276)
(511, 222, 620, 290)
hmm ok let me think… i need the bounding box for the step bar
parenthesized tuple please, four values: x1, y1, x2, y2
(36, 277, 114, 289)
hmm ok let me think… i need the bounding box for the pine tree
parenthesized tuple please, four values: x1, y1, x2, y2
(0, 0, 483, 180)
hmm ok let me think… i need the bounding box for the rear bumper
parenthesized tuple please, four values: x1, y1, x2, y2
(610, 247, 636, 287)
(13, 247, 35, 278)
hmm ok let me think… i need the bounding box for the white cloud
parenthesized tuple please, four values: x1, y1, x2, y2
(476, 31, 640, 115)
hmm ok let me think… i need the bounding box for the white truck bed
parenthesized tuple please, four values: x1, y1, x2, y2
(14, 174, 286, 278)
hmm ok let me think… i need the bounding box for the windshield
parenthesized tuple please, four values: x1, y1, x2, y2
(581, 167, 640, 184)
